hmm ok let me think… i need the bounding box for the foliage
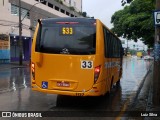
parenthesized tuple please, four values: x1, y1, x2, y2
(69, 6, 75, 11)
(111, 0, 155, 47)
(121, 0, 133, 6)
(82, 12, 87, 17)
(55, 0, 63, 5)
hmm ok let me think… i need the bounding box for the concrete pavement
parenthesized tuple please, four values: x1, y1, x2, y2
(124, 62, 160, 119)
(0, 61, 30, 71)
(145, 64, 160, 120)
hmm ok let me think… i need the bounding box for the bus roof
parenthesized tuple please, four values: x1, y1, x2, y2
(41, 17, 96, 24)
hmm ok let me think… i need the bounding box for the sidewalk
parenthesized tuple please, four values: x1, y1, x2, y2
(0, 61, 30, 71)
(145, 64, 160, 120)
(125, 62, 160, 119)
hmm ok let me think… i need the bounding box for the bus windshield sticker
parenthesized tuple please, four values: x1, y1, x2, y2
(61, 27, 74, 35)
(81, 61, 93, 69)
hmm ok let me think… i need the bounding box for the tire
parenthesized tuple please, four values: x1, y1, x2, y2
(110, 77, 114, 92)
(116, 79, 120, 86)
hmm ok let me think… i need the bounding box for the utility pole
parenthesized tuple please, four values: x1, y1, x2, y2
(19, 0, 23, 65)
(18, 0, 44, 65)
(127, 39, 128, 52)
(153, 0, 160, 105)
(81, 0, 82, 13)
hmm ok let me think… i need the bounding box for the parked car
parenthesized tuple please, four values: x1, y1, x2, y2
(143, 55, 154, 60)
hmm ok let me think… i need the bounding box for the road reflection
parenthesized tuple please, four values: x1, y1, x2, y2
(121, 58, 150, 97)
(51, 84, 122, 112)
(0, 67, 30, 93)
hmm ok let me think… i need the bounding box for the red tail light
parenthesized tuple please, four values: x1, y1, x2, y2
(31, 62, 35, 80)
(94, 66, 101, 83)
(56, 22, 79, 24)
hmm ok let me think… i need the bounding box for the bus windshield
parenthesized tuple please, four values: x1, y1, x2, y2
(36, 24, 96, 55)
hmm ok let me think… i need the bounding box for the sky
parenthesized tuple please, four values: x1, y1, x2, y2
(82, 0, 123, 29)
(82, 0, 147, 50)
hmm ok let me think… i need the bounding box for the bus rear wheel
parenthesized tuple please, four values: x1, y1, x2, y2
(110, 77, 114, 92)
(116, 79, 121, 88)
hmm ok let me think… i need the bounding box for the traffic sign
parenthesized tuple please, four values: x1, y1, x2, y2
(153, 10, 160, 26)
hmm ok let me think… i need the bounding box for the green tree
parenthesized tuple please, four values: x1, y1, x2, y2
(121, 0, 133, 6)
(82, 12, 87, 17)
(112, 0, 155, 47)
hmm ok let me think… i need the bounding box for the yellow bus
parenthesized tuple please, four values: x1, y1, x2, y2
(31, 18, 123, 96)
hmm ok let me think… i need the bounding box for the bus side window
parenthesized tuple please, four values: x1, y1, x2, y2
(107, 31, 111, 58)
(103, 28, 107, 58)
(110, 35, 114, 58)
(104, 28, 111, 58)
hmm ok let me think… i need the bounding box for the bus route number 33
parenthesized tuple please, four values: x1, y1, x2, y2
(81, 61, 93, 69)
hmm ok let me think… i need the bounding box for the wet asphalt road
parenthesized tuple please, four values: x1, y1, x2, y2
(0, 57, 152, 119)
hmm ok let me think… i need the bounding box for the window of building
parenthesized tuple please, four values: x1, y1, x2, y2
(21, 8, 28, 18)
(11, 4, 19, 15)
(71, 14, 74, 17)
(55, 6, 59, 11)
(26, 12, 30, 19)
(66, 11, 70, 16)
(11, 4, 29, 19)
(74, 1, 76, 7)
(0, 0, 5, 6)
(0, 0, 4, 6)
(48, 2, 53, 8)
(61, 9, 65, 13)
(41, 0, 47, 5)
(69, 0, 71, 5)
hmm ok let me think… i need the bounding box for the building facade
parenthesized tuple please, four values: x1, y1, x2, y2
(0, 0, 82, 62)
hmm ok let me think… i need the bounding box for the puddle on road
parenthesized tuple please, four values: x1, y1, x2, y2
(0, 67, 30, 94)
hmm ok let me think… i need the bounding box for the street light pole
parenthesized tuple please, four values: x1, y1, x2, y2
(19, 0, 23, 65)
(21, 2, 41, 22)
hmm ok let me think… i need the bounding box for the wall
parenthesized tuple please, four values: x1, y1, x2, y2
(64, 0, 82, 12)
(0, 0, 30, 37)
(0, 34, 10, 63)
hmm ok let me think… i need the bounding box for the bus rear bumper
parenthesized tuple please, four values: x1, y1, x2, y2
(31, 81, 106, 96)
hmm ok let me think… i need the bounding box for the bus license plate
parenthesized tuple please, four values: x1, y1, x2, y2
(57, 82, 70, 87)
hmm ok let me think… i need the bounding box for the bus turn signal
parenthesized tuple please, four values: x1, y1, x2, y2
(31, 63, 35, 80)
